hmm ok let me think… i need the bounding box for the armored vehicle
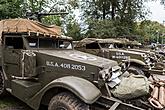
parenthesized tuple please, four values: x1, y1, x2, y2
(75, 38, 165, 77)
(114, 38, 165, 72)
(0, 18, 160, 110)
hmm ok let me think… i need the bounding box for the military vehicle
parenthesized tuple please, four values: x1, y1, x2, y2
(115, 38, 165, 70)
(0, 18, 160, 110)
(75, 38, 165, 77)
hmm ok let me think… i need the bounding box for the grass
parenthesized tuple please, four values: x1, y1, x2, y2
(0, 95, 32, 110)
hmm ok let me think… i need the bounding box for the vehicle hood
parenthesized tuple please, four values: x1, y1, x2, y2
(103, 48, 145, 55)
(36, 50, 118, 68)
(128, 49, 153, 54)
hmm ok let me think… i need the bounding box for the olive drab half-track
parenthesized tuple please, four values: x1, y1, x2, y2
(75, 38, 165, 77)
(0, 18, 161, 110)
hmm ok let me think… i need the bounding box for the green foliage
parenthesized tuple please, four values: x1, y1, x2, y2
(68, 0, 79, 9)
(0, 0, 49, 20)
(65, 20, 82, 40)
(0, 0, 23, 19)
(80, 0, 148, 39)
(137, 20, 165, 44)
(86, 19, 115, 38)
(86, 19, 138, 38)
(41, 16, 62, 26)
(25, 0, 48, 12)
(81, 0, 147, 20)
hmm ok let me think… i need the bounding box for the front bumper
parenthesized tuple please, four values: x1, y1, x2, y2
(143, 65, 165, 75)
(149, 68, 165, 75)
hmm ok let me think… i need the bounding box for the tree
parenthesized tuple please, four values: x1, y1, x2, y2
(24, 0, 48, 13)
(137, 20, 165, 44)
(81, 0, 146, 20)
(41, 16, 62, 26)
(65, 20, 82, 40)
(80, 0, 148, 38)
(0, 0, 49, 20)
(0, 0, 23, 19)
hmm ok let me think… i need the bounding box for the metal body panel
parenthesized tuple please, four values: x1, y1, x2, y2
(129, 59, 146, 66)
(75, 38, 165, 75)
(37, 50, 117, 68)
(11, 79, 41, 102)
(1, 35, 115, 110)
(27, 76, 101, 110)
(3, 49, 21, 81)
(101, 49, 145, 64)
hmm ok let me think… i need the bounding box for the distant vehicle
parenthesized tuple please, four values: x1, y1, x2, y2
(75, 38, 165, 77)
(120, 39, 165, 68)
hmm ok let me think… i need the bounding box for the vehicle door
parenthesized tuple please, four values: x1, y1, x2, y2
(3, 36, 24, 78)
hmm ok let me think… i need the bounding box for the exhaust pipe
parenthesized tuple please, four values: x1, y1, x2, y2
(151, 86, 159, 100)
(159, 82, 165, 107)
(149, 86, 163, 109)
(159, 86, 165, 106)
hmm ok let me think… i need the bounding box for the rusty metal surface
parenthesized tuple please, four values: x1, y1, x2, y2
(0, 18, 72, 40)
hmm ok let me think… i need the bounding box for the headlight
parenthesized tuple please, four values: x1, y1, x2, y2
(119, 61, 130, 71)
(145, 58, 151, 64)
(109, 66, 122, 81)
(141, 53, 153, 65)
(141, 53, 147, 58)
(99, 66, 121, 81)
(112, 65, 121, 72)
(99, 65, 123, 88)
(99, 68, 112, 81)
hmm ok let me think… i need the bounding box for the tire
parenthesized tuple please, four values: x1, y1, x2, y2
(48, 92, 89, 110)
(0, 70, 6, 96)
(128, 66, 145, 76)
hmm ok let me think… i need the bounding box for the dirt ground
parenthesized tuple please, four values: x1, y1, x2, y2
(0, 95, 32, 110)
(0, 94, 47, 110)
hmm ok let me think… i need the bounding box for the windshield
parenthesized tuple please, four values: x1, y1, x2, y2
(100, 43, 118, 48)
(100, 43, 121, 49)
(26, 37, 73, 49)
(100, 43, 113, 48)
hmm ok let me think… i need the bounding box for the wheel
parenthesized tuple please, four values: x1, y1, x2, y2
(128, 66, 145, 76)
(48, 92, 89, 110)
(0, 70, 6, 96)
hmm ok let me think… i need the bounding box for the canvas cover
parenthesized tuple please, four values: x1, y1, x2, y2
(0, 18, 63, 38)
(76, 38, 127, 48)
(111, 75, 149, 99)
(99, 38, 124, 44)
(76, 38, 141, 48)
(76, 38, 100, 47)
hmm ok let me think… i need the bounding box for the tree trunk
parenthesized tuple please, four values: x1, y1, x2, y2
(111, 4, 115, 20)
(103, 2, 106, 19)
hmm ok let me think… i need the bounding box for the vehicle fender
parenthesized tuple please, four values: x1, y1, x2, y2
(27, 76, 101, 110)
(130, 59, 146, 66)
